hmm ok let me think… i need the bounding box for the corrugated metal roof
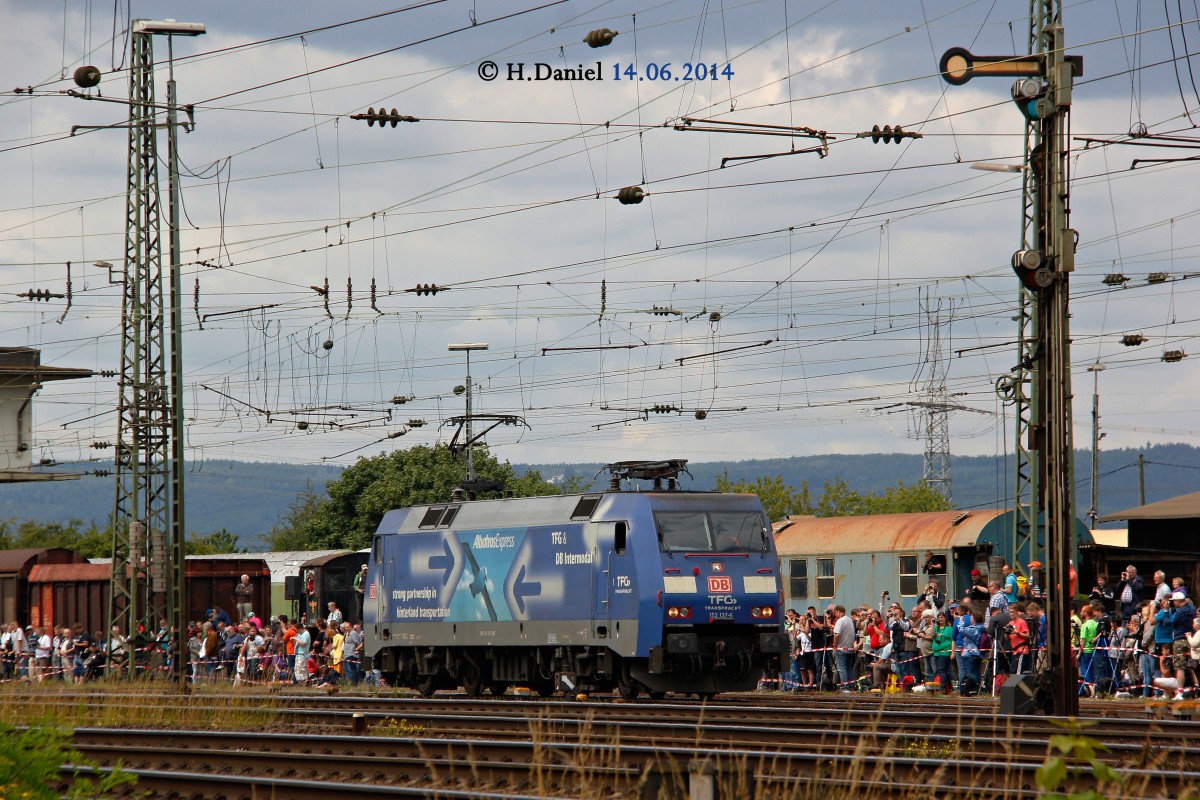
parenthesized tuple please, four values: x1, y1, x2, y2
(89, 550, 349, 584)
(773, 509, 1008, 555)
(1089, 528, 1128, 548)
(1099, 490, 1200, 522)
(28, 563, 111, 582)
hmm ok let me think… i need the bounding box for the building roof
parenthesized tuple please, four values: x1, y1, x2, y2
(0, 347, 92, 382)
(773, 509, 1008, 555)
(1099, 490, 1200, 522)
(88, 550, 349, 583)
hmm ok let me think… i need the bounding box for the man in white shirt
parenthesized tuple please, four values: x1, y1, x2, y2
(831, 605, 857, 691)
(10, 623, 29, 680)
(34, 627, 52, 682)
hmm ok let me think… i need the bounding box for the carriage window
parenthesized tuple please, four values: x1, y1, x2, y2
(789, 559, 808, 599)
(816, 558, 835, 599)
(899, 555, 919, 597)
(614, 522, 627, 554)
(654, 511, 768, 553)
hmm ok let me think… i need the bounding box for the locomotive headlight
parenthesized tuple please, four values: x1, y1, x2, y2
(751, 607, 762, 618)
(751, 606, 775, 618)
(668, 607, 680, 618)
(667, 606, 692, 619)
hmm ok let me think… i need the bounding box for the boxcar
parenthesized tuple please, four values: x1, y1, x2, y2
(0, 548, 88, 626)
(24, 556, 270, 632)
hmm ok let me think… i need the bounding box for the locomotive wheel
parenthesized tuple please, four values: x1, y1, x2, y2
(487, 681, 510, 696)
(461, 663, 485, 697)
(616, 666, 640, 700)
(417, 673, 439, 697)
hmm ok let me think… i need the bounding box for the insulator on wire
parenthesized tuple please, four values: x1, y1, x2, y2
(1162, 350, 1187, 363)
(408, 419, 426, 427)
(1102, 273, 1129, 286)
(650, 404, 677, 414)
(91, 441, 112, 449)
(73, 65, 101, 88)
(391, 394, 413, 405)
(863, 124, 920, 144)
(616, 185, 645, 205)
(406, 283, 443, 296)
(695, 410, 708, 420)
(1120, 333, 1146, 347)
(353, 107, 419, 128)
(583, 28, 618, 48)
(1147, 272, 1168, 284)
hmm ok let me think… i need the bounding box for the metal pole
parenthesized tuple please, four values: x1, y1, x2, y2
(1088, 363, 1104, 530)
(465, 350, 475, 483)
(165, 33, 189, 685)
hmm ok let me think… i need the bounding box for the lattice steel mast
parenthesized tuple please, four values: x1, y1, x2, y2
(107, 20, 203, 680)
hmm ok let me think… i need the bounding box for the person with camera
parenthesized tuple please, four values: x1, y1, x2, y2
(806, 606, 832, 690)
(1115, 565, 1145, 621)
(921, 580, 945, 611)
(958, 609, 985, 695)
(1006, 602, 1032, 675)
(986, 596, 1013, 682)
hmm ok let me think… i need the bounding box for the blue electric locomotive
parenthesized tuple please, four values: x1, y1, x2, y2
(363, 460, 789, 697)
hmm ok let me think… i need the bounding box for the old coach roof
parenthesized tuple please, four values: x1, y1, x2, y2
(773, 509, 1008, 554)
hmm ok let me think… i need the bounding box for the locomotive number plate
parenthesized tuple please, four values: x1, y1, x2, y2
(707, 576, 733, 594)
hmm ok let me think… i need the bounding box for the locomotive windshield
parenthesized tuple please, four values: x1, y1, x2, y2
(654, 511, 769, 553)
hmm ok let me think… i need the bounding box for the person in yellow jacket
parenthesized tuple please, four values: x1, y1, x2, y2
(328, 621, 345, 676)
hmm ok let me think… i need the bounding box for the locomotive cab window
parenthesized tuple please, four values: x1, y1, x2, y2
(898, 555, 919, 597)
(418, 507, 445, 528)
(372, 536, 382, 564)
(653, 511, 769, 553)
(614, 521, 627, 554)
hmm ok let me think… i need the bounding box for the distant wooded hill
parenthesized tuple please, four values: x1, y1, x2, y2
(2, 444, 1196, 550)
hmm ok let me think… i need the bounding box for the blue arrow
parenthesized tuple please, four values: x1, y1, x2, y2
(511, 564, 542, 614)
(427, 539, 456, 587)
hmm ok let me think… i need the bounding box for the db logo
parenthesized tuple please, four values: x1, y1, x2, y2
(369, 583, 377, 600)
(708, 576, 733, 594)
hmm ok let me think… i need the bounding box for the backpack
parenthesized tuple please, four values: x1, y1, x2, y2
(1016, 575, 1029, 599)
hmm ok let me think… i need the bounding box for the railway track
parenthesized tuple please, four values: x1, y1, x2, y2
(7, 686, 1200, 798)
(61, 724, 1200, 799)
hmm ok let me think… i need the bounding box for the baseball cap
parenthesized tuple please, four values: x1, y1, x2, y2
(1027, 560, 1043, 570)
(1172, 591, 1187, 601)
(970, 569, 981, 577)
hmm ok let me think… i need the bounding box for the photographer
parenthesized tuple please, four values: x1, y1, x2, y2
(1115, 566, 1145, 621)
(921, 580, 945, 611)
(1006, 602, 1032, 674)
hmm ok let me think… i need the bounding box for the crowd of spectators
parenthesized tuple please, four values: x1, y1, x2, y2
(777, 562, 1200, 699)
(0, 599, 367, 687)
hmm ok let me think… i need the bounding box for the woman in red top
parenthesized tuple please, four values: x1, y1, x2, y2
(865, 610, 890, 688)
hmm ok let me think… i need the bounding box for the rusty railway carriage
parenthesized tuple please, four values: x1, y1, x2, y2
(773, 509, 1094, 612)
(22, 556, 271, 633)
(364, 460, 789, 698)
(0, 548, 89, 627)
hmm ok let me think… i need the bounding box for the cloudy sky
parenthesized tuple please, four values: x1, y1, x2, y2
(2, 0, 1198, 483)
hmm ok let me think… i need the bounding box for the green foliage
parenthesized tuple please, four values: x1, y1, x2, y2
(185, 528, 244, 555)
(0, 722, 136, 799)
(1035, 720, 1121, 800)
(0, 518, 112, 559)
(287, 445, 559, 550)
(859, 481, 953, 515)
(715, 472, 813, 520)
(713, 473, 952, 520)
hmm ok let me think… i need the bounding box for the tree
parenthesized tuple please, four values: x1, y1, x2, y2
(815, 477, 864, 517)
(859, 481, 953, 515)
(289, 445, 559, 550)
(714, 471, 813, 521)
(0, 518, 112, 559)
(186, 529, 244, 555)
